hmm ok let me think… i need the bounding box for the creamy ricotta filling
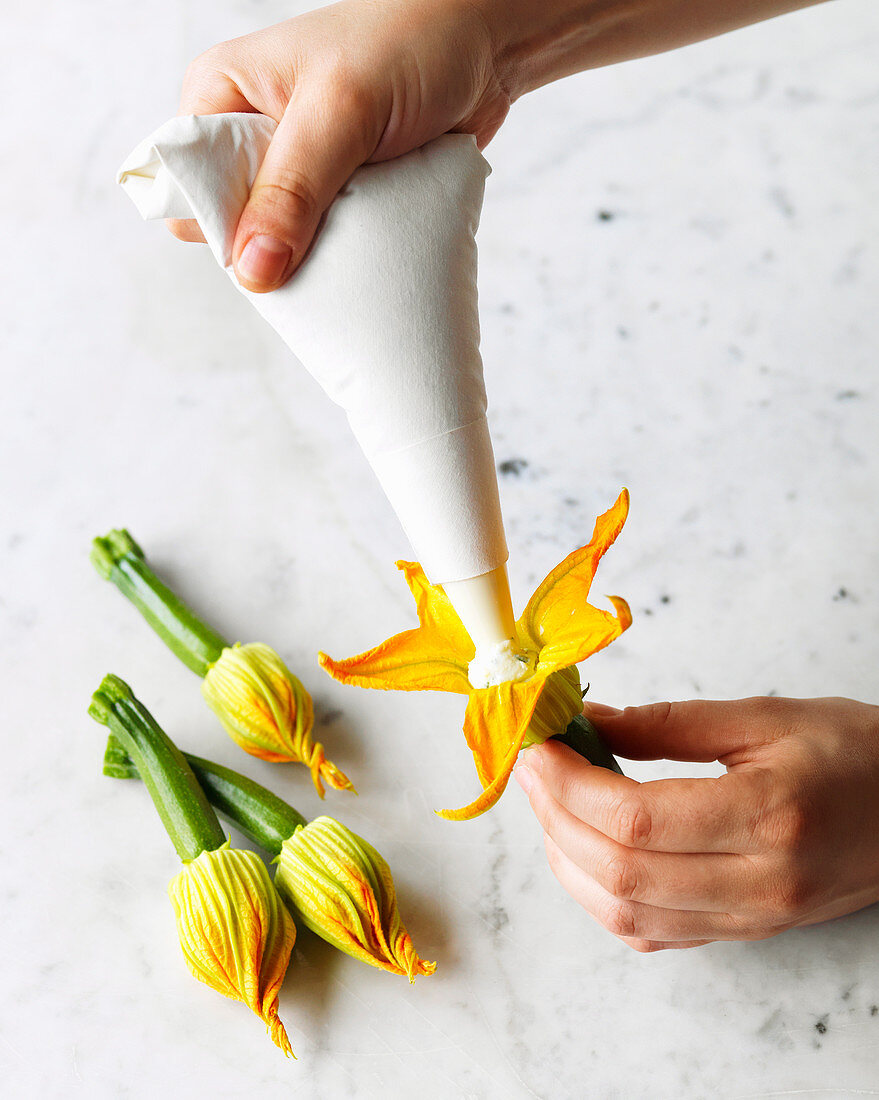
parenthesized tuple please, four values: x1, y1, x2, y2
(468, 639, 532, 689)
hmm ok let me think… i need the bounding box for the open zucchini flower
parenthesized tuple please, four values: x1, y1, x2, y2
(319, 490, 632, 820)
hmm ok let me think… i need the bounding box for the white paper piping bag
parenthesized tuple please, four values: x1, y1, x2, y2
(118, 113, 515, 648)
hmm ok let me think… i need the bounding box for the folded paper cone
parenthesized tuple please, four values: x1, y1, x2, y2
(118, 114, 514, 643)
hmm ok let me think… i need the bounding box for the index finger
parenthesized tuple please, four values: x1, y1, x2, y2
(517, 740, 770, 854)
(168, 53, 259, 245)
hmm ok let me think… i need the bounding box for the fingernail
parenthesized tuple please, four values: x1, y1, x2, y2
(582, 702, 623, 719)
(237, 235, 292, 287)
(513, 763, 533, 794)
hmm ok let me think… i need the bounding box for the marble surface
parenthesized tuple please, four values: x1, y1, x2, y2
(3, 1, 879, 1096)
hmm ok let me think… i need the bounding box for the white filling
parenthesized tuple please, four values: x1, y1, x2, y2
(468, 639, 531, 689)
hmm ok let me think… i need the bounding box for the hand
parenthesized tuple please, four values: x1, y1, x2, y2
(168, 0, 510, 292)
(514, 696, 879, 951)
(169, 0, 821, 293)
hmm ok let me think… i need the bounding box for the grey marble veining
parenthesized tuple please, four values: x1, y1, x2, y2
(2, 1, 879, 1097)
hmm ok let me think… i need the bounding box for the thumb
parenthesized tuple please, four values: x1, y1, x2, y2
(232, 86, 380, 292)
(582, 697, 779, 763)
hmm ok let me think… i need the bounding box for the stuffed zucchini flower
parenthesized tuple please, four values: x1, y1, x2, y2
(319, 491, 632, 820)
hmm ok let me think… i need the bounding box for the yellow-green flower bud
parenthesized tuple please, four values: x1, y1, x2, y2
(202, 642, 354, 797)
(275, 817, 435, 982)
(524, 665, 584, 746)
(168, 843, 296, 1056)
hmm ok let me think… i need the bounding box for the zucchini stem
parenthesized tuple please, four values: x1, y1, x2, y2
(552, 713, 624, 774)
(104, 736, 307, 855)
(91, 530, 228, 677)
(89, 676, 227, 861)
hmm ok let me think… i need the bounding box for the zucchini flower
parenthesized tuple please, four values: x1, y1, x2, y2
(276, 816, 435, 981)
(90, 529, 353, 797)
(319, 490, 632, 820)
(106, 741, 435, 981)
(89, 676, 296, 1055)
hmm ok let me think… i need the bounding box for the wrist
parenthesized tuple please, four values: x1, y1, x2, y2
(479, 0, 627, 101)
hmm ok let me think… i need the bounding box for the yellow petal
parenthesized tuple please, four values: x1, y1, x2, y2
(534, 596, 632, 673)
(438, 674, 547, 821)
(520, 489, 631, 666)
(318, 562, 473, 696)
(168, 845, 296, 1056)
(203, 643, 354, 798)
(275, 818, 435, 981)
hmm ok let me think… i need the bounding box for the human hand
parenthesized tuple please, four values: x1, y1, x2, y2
(168, 0, 510, 292)
(514, 696, 879, 951)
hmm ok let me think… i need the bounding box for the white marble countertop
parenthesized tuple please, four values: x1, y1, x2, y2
(3, 1, 879, 1096)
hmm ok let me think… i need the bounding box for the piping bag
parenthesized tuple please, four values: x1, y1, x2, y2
(118, 114, 517, 672)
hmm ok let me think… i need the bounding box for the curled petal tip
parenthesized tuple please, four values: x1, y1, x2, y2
(267, 1013, 295, 1058)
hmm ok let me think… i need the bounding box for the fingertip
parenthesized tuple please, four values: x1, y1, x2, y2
(513, 760, 533, 795)
(234, 233, 294, 292)
(165, 217, 206, 244)
(581, 701, 624, 721)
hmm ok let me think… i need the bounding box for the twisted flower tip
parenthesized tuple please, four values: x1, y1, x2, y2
(201, 642, 355, 798)
(168, 844, 297, 1056)
(275, 816, 435, 981)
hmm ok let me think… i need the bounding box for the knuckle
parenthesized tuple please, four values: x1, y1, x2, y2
(600, 852, 641, 901)
(769, 871, 812, 922)
(768, 795, 811, 854)
(256, 173, 318, 225)
(636, 700, 674, 727)
(325, 69, 375, 123)
(626, 938, 660, 953)
(610, 794, 653, 849)
(183, 44, 225, 88)
(600, 898, 639, 939)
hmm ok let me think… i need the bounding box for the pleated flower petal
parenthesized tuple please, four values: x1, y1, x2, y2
(202, 642, 354, 797)
(320, 490, 633, 820)
(168, 844, 296, 1056)
(275, 816, 435, 981)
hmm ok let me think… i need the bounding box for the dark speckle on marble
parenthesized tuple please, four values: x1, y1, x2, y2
(815, 1015, 828, 1035)
(659, 594, 671, 605)
(8, 533, 24, 550)
(316, 707, 343, 727)
(836, 389, 861, 400)
(832, 587, 852, 602)
(596, 210, 615, 222)
(479, 835, 510, 935)
(617, 326, 630, 339)
(769, 187, 795, 219)
(499, 458, 529, 477)
(870, 1005, 878, 1017)
(563, 496, 579, 507)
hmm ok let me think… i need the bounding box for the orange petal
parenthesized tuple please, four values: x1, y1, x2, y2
(318, 561, 474, 695)
(437, 675, 547, 821)
(519, 489, 630, 660)
(319, 625, 471, 695)
(398, 561, 474, 658)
